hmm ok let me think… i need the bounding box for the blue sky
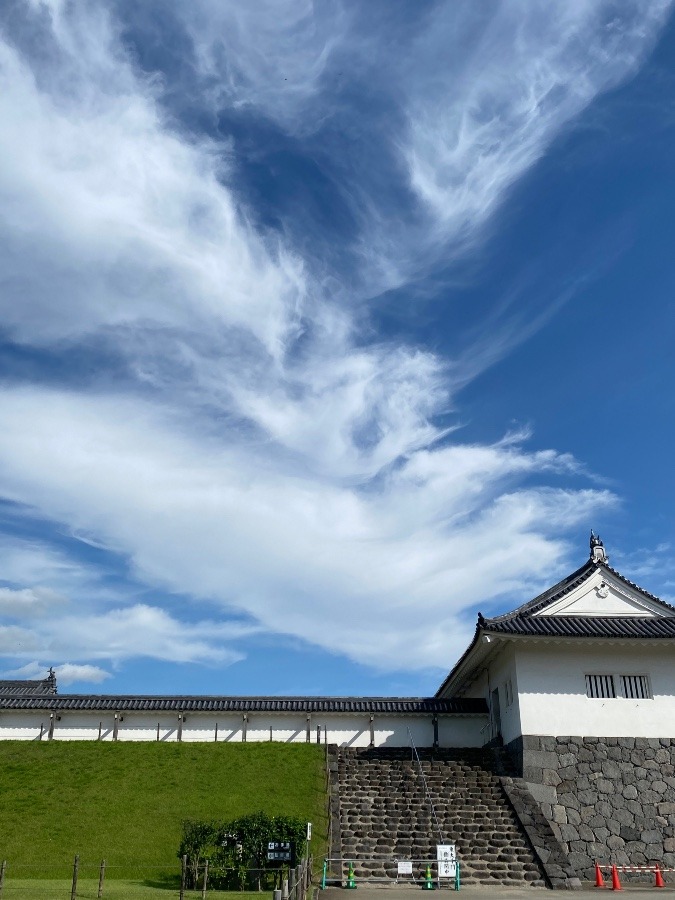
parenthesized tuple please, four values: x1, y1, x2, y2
(1, 0, 675, 697)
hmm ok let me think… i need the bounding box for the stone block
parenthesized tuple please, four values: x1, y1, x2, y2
(659, 802, 675, 816)
(642, 830, 662, 844)
(542, 768, 562, 786)
(607, 835, 625, 850)
(620, 826, 640, 842)
(597, 779, 614, 794)
(527, 749, 560, 768)
(578, 824, 594, 842)
(552, 805, 568, 825)
(559, 824, 580, 842)
(567, 808, 581, 826)
(601, 760, 621, 778)
(623, 785, 638, 800)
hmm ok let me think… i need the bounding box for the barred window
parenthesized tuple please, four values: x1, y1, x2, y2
(585, 674, 616, 699)
(620, 674, 652, 700)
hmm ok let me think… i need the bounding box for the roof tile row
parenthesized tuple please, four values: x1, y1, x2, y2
(0, 695, 487, 714)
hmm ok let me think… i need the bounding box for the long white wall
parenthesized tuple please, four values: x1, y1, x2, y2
(0, 710, 487, 747)
(515, 641, 675, 737)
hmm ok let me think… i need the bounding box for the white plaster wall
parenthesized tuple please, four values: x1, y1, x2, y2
(515, 641, 675, 737)
(486, 643, 522, 746)
(459, 645, 522, 746)
(0, 712, 48, 740)
(0, 711, 486, 746)
(437, 716, 487, 747)
(245, 716, 309, 744)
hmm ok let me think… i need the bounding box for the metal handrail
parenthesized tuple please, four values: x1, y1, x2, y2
(407, 727, 444, 845)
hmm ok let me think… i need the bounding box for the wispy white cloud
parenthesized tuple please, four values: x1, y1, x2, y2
(2, 660, 111, 686)
(0, 1, 664, 677)
(0, 386, 615, 670)
(0, 586, 67, 619)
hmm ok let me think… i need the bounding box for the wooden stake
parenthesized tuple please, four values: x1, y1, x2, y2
(97, 859, 106, 898)
(179, 854, 187, 900)
(201, 859, 209, 899)
(71, 854, 79, 900)
(0, 859, 6, 899)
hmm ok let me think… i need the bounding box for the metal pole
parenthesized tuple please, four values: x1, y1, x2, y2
(97, 859, 106, 899)
(71, 854, 79, 900)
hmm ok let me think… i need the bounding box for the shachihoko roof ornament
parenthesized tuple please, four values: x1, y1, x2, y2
(590, 529, 608, 564)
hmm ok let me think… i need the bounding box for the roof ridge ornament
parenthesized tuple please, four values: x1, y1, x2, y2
(590, 530, 608, 564)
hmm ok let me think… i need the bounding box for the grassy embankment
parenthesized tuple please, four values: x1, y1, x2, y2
(0, 741, 327, 888)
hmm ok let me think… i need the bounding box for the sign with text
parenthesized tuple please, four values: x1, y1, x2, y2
(436, 844, 456, 878)
(267, 841, 293, 863)
(397, 861, 413, 875)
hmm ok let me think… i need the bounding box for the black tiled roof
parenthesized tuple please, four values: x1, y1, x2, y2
(486, 615, 675, 639)
(0, 694, 487, 715)
(485, 559, 675, 624)
(435, 557, 675, 697)
(0, 679, 57, 696)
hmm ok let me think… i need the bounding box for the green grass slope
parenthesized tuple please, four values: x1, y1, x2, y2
(0, 742, 327, 880)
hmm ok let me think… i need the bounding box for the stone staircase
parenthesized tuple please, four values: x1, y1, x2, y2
(336, 747, 548, 887)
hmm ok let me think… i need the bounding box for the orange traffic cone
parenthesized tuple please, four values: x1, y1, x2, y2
(611, 865, 622, 892)
(595, 863, 605, 888)
(654, 865, 665, 888)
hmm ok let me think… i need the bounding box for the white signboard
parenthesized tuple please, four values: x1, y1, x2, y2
(397, 861, 413, 875)
(437, 844, 457, 878)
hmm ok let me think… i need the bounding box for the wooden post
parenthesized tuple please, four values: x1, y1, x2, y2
(289, 866, 296, 900)
(306, 715, 311, 743)
(71, 854, 79, 900)
(432, 714, 439, 750)
(97, 721, 102, 741)
(214, 723, 218, 742)
(179, 854, 187, 900)
(156, 722, 160, 741)
(369, 714, 374, 748)
(242, 713, 247, 742)
(0, 859, 6, 899)
(48, 712, 55, 741)
(177, 713, 183, 742)
(97, 859, 106, 899)
(316, 725, 320, 744)
(201, 859, 209, 898)
(112, 713, 119, 742)
(269, 725, 273, 742)
(39, 722, 44, 740)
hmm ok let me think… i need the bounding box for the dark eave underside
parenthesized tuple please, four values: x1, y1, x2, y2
(486, 615, 675, 639)
(0, 695, 488, 714)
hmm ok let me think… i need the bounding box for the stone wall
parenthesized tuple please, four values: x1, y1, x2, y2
(510, 735, 675, 881)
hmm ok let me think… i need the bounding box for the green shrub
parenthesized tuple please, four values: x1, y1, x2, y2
(179, 811, 308, 890)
